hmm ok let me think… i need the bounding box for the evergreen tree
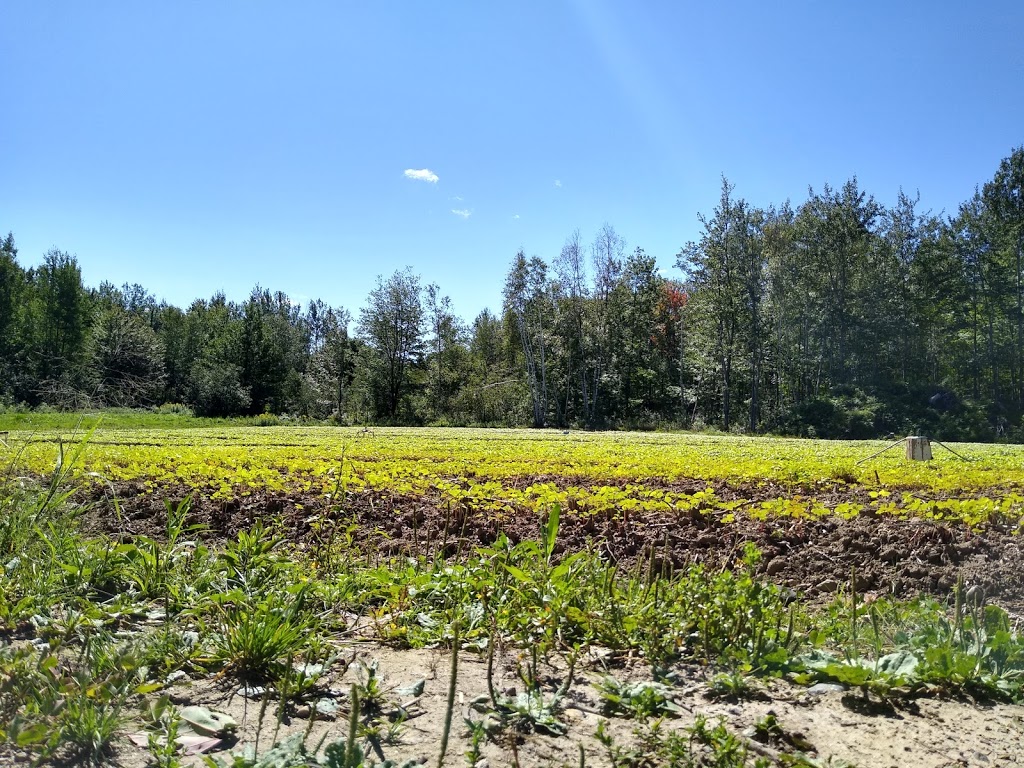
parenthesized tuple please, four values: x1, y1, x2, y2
(0, 233, 27, 401)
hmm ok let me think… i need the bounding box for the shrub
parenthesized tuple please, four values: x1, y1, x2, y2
(156, 402, 194, 417)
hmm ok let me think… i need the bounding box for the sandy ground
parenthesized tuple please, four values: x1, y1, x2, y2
(68, 644, 1024, 768)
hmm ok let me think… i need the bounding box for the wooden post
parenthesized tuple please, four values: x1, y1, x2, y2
(905, 436, 932, 461)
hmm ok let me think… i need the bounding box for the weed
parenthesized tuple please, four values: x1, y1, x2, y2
(596, 715, 773, 768)
(208, 586, 314, 682)
(139, 695, 185, 768)
(352, 658, 391, 716)
(60, 695, 125, 765)
(689, 715, 770, 768)
(705, 671, 762, 702)
(596, 676, 686, 719)
(118, 496, 203, 600)
(801, 578, 1024, 701)
(201, 729, 424, 767)
(137, 623, 204, 678)
(219, 519, 287, 597)
(463, 715, 488, 765)
(0, 634, 152, 765)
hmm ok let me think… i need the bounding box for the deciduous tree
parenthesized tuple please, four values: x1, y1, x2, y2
(358, 268, 424, 420)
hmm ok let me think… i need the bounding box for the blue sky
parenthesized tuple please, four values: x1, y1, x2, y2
(3, 2, 1023, 323)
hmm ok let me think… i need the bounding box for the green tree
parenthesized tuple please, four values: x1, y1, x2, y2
(305, 300, 354, 419)
(981, 146, 1024, 408)
(424, 283, 464, 419)
(794, 179, 883, 388)
(176, 293, 250, 416)
(88, 306, 166, 407)
(0, 233, 27, 400)
(239, 287, 308, 414)
(588, 224, 625, 426)
(608, 248, 668, 423)
(504, 251, 552, 427)
(29, 249, 92, 406)
(949, 193, 1011, 407)
(678, 178, 752, 430)
(357, 268, 424, 420)
(460, 309, 522, 424)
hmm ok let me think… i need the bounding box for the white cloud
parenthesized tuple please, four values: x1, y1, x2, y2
(451, 195, 463, 201)
(554, 179, 562, 188)
(404, 168, 439, 183)
(451, 208, 471, 219)
(512, 214, 520, 220)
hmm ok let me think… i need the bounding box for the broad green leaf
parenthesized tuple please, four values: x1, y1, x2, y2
(180, 705, 237, 736)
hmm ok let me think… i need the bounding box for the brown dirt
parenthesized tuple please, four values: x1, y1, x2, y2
(80, 478, 1024, 615)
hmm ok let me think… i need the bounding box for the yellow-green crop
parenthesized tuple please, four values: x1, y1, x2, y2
(3, 427, 1023, 528)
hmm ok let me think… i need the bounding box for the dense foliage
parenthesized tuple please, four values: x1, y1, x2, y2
(3, 147, 1024, 439)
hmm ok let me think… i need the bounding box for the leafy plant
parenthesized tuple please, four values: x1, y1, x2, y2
(596, 676, 686, 719)
(200, 689, 422, 768)
(705, 671, 762, 702)
(59, 695, 125, 765)
(803, 580, 1024, 701)
(471, 688, 569, 737)
(219, 519, 288, 596)
(0, 633, 156, 765)
(352, 659, 391, 716)
(596, 715, 773, 768)
(208, 585, 314, 682)
(117, 495, 206, 606)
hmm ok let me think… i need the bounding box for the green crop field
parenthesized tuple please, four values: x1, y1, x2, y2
(5, 426, 1024, 526)
(2, 425, 1024, 766)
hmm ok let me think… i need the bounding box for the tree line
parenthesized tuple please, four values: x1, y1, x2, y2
(2, 147, 1023, 440)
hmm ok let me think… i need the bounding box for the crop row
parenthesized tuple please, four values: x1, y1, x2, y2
(4, 427, 1024, 529)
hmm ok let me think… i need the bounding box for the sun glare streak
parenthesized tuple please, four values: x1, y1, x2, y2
(566, 0, 695, 181)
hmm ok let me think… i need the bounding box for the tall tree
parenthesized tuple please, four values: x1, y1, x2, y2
(424, 283, 462, 418)
(651, 279, 689, 422)
(504, 251, 552, 427)
(608, 248, 667, 422)
(358, 268, 424, 420)
(949, 194, 1009, 405)
(761, 202, 805, 418)
(553, 230, 591, 426)
(589, 224, 625, 425)
(30, 249, 91, 404)
(239, 287, 308, 414)
(678, 178, 749, 430)
(181, 293, 250, 416)
(462, 309, 520, 424)
(981, 146, 1024, 407)
(795, 179, 882, 387)
(0, 233, 27, 399)
(305, 300, 353, 418)
(89, 306, 166, 407)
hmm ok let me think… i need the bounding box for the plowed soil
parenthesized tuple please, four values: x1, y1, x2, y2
(81, 477, 1024, 615)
